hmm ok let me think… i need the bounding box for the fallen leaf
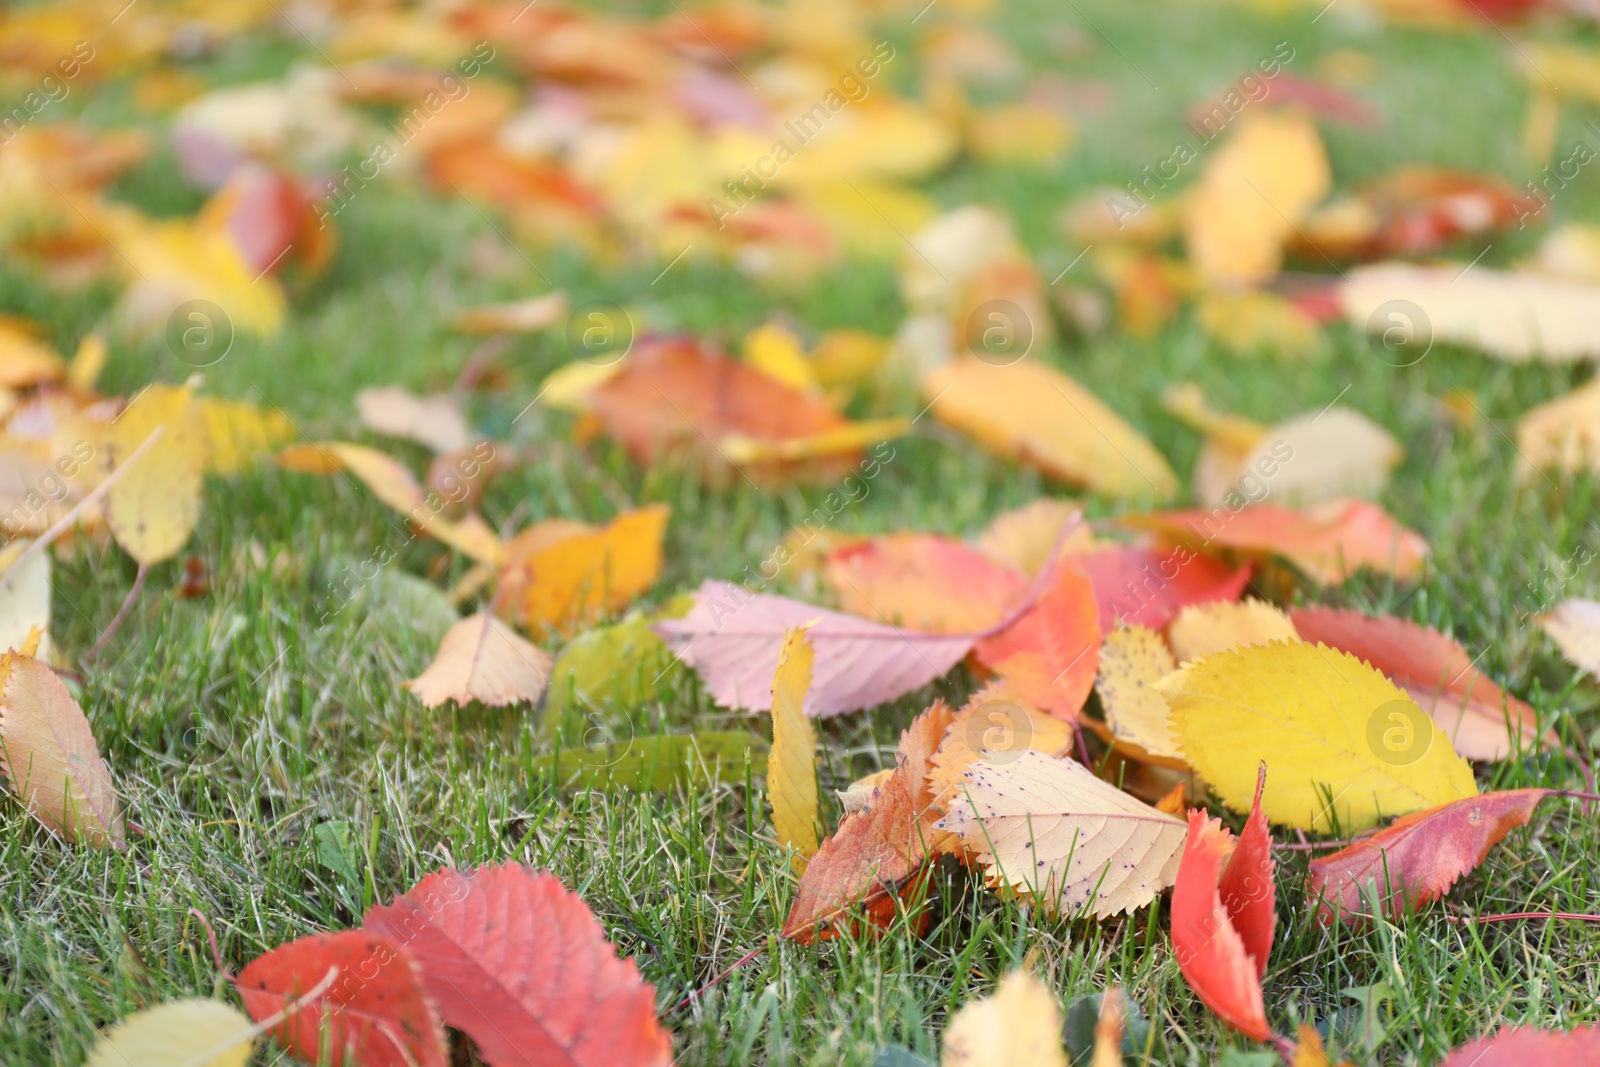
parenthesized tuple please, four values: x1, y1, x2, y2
(0, 651, 123, 846)
(454, 290, 569, 333)
(1171, 768, 1274, 1043)
(0, 540, 50, 659)
(934, 749, 1187, 918)
(237, 930, 448, 1067)
(975, 499, 1093, 578)
(499, 504, 669, 637)
(356, 385, 471, 454)
(783, 700, 951, 943)
(927, 680, 1076, 819)
(656, 580, 981, 718)
(742, 321, 817, 395)
(1291, 607, 1547, 761)
(1123, 499, 1430, 586)
(921, 357, 1178, 501)
(1342, 263, 1600, 363)
(941, 970, 1067, 1067)
(1071, 544, 1253, 633)
(1091, 989, 1127, 1067)
(405, 612, 552, 709)
(1197, 291, 1323, 360)
(533, 731, 768, 791)
(1184, 112, 1330, 286)
(972, 562, 1101, 720)
(86, 999, 256, 1067)
(1168, 599, 1298, 664)
(1092, 624, 1184, 767)
(278, 442, 503, 566)
(197, 396, 295, 475)
(1306, 789, 1552, 923)
(770, 628, 820, 861)
(1161, 641, 1477, 831)
(364, 863, 673, 1067)
(838, 768, 895, 814)
(1538, 597, 1600, 675)
(1437, 1025, 1600, 1066)
(0, 317, 64, 389)
(1239, 408, 1402, 508)
(1516, 378, 1600, 479)
(108, 383, 206, 566)
(824, 533, 1029, 634)
(1298, 167, 1533, 262)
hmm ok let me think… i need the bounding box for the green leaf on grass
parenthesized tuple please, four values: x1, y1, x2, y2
(541, 597, 694, 729)
(534, 731, 769, 791)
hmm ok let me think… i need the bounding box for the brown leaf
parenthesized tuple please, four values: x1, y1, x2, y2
(405, 612, 551, 709)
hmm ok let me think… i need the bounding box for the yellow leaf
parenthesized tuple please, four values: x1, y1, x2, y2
(0, 540, 50, 660)
(356, 386, 470, 454)
(1167, 599, 1298, 663)
(770, 628, 819, 862)
(198, 396, 294, 475)
(405, 612, 552, 709)
(539, 358, 630, 413)
(0, 652, 123, 846)
(975, 499, 1093, 579)
(718, 418, 909, 464)
(501, 504, 670, 637)
(108, 383, 206, 566)
(1516, 377, 1600, 479)
(277, 442, 503, 566)
(795, 179, 939, 259)
(922, 357, 1178, 501)
(942, 970, 1067, 1067)
(67, 333, 106, 392)
(1094, 625, 1183, 766)
(87, 999, 255, 1067)
(1197, 290, 1322, 359)
(935, 750, 1187, 918)
(1159, 641, 1477, 831)
(1184, 112, 1330, 285)
(0, 316, 64, 389)
(743, 322, 817, 395)
(1092, 989, 1127, 1067)
(967, 102, 1073, 165)
(811, 329, 889, 389)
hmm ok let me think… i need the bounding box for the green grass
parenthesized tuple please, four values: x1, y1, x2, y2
(6, 0, 1600, 1064)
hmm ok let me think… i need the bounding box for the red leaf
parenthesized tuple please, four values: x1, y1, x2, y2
(1307, 789, 1551, 924)
(364, 863, 671, 1067)
(973, 563, 1101, 721)
(1217, 767, 1275, 982)
(1439, 1025, 1600, 1066)
(1172, 770, 1275, 1043)
(1289, 607, 1548, 761)
(237, 930, 448, 1067)
(823, 533, 1030, 634)
(1069, 544, 1252, 633)
(782, 700, 952, 943)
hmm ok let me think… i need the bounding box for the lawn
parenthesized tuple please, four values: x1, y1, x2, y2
(5, 0, 1600, 1064)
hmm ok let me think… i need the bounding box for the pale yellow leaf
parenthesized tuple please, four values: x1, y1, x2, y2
(1167, 599, 1298, 663)
(404, 612, 551, 709)
(837, 767, 894, 814)
(0, 652, 123, 845)
(1184, 112, 1330, 285)
(1197, 290, 1322, 359)
(1160, 641, 1477, 831)
(538, 358, 629, 413)
(197, 396, 294, 475)
(1242, 407, 1400, 507)
(922, 357, 1178, 501)
(942, 970, 1068, 1067)
(0, 540, 50, 660)
(1516, 377, 1600, 479)
(934, 750, 1187, 918)
(108, 384, 206, 566)
(928, 681, 1075, 822)
(1538, 598, 1600, 676)
(356, 386, 470, 454)
(87, 999, 255, 1067)
(975, 499, 1093, 578)
(1094, 625, 1183, 766)
(769, 628, 819, 861)
(454, 291, 569, 333)
(0, 317, 64, 389)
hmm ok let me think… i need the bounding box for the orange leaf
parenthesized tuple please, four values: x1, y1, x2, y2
(1172, 768, 1274, 1043)
(973, 563, 1100, 721)
(364, 864, 672, 1067)
(1306, 789, 1551, 923)
(823, 533, 1029, 634)
(498, 504, 669, 638)
(237, 930, 448, 1067)
(1290, 607, 1548, 760)
(782, 700, 952, 943)
(1070, 544, 1252, 633)
(404, 612, 552, 708)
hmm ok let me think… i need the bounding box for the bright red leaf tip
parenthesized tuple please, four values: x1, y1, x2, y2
(236, 930, 448, 1067)
(1172, 766, 1275, 1043)
(1438, 1024, 1600, 1066)
(1307, 789, 1552, 924)
(363, 862, 672, 1067)
(972, 562, 1101, 721)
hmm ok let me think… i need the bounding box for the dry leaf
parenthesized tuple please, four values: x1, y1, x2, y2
(108, 383, 206, 566)
(1538, 597, 1600, 675)
(941, 970, 1067, 1067)
(935, 750, 1187, 918)
(1071, 544, 1253, 632)
(921, 357, 1178, 501)
(356, 385, 471, 454)
(0, 651, 124, 846)
(1516, 378, 1600, 479)
(498, 504, 669, 637)
(770, 628, 820, 861)
(1438, 1025, 1600, 1066)
(454, 291, 569, 333)
(1167, 599, 1298, 663)
(87, 1000, 256, 1067)
(1092, 989, 1127, 1067)
(0, 541, 50, 659)
(197, 397, 295, 475)
(1092, 624, 1184, 767)
(927, 681, 1076, 821)
(1161, 641, 1477, 831)
(824, 533, 1029, 634)
(405, 612, 551, 708)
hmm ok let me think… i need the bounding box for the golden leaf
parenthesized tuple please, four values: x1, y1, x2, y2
(108, 383, 206, 566)
(942, 970, 1067, 1067)
(769, 628, 820, 862)
(1167, 599, 1298, 664)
